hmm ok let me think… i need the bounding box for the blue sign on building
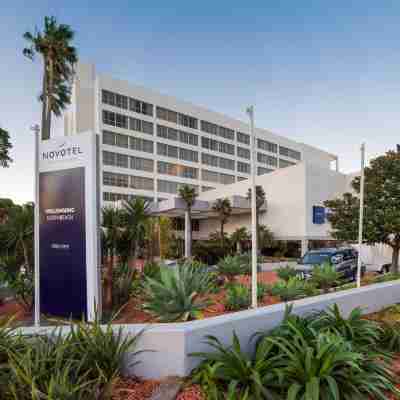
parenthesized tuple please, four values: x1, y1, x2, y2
(313, 206, 326, 224)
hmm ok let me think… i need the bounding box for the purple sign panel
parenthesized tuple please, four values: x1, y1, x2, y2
(39, 167, 87, 319)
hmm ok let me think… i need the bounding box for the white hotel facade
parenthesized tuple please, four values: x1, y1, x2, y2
(65, 63, 351, 252)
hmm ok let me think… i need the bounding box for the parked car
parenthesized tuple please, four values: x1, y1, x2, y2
(295, 247, 366, 282)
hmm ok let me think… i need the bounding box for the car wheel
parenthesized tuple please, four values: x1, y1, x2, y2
(381, 264, 390, 274)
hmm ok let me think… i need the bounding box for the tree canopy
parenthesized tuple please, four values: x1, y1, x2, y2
(0, 128, 13, 168)
(325, 150, 400, 271)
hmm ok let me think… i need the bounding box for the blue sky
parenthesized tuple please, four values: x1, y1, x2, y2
(1, 0, 400, 203)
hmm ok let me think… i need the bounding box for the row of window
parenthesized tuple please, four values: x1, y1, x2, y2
(102, 90, 153, 117)
(237, 131, 250, 145)
(103, 131, 154, 153)
(103, 171, 154, 191)
(202, 169, 235, 185)
(258, 138, 278, 154)
(156, 106, 198, 129)
(257, 152, 278, 167)
(202, 153, 235, 171)
(157, 125, 198, 146)
(157, 161, 198, 180)
(157, 142, 199, 163)
(157, 179, 199, 194)
(200, 120, 235, 141)
(201, 136, 235, 155)
(279, 146, 301, 161)
(102, 110, 154, 134)
(103, 192, 154, 203)
(103, 151, 154, 172)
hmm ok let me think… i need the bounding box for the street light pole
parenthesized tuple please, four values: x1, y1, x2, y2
(357, 143, 365, 288)
(246, 106, 258, 308)
(31, 124, 40, 327)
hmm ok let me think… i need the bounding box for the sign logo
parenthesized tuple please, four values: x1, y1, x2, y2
(42, 142, 83, 161)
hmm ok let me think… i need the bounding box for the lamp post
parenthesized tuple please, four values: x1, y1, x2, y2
(31, 124, 40, 327)
(356, 143, 365, 288)
(246, 106, 258, 308)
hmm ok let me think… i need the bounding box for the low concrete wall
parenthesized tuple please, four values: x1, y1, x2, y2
(19, 280, 400, 379)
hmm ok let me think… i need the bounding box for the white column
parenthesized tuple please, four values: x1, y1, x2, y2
(184, 210, 190, 258)
(247, 106, 258, 309)
(301, 239, 309, 257)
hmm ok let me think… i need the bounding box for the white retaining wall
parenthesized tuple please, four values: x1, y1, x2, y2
(20, 280, 400, 379)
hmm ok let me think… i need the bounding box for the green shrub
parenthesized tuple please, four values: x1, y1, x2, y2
(257, 282, 270, 301)
(224, 284, 250, 311)
(372, 272, 400, 284)
(191, 333, 280, 400)
(270, 277, 308, 301)
(379, 321, 400, 352)
(142, 261, 161, 281)
(276, 264, 298, 282)
(310, 262, 341, 292)
(310, 304, 382, 350)
(217, 255, 245, 282)
(192, 240, 227, 265)
(143, 263, 212, 322)
(112, 264, 138, 312)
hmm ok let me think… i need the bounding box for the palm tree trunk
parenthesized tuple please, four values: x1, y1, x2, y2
(220, 222, 224, 250)
(45, 56, 54, 140)
(41, 60, 49, 140)
(105, 247, 114, 309)
(391, 246, 399, 274)
(20, 238, 30, 271)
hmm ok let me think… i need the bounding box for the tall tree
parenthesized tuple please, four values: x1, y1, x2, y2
(178, 185, 197, 258)
(212, 198, 232, 250)
(230, 227, 250, 254)
(101, 206, 123, 309)
(246, 185, 267, 249)
(325, 150, 400, 272)
(0, 128, 12, 168)
(23, 16, 78, 140)
(122, 198, 149, 266)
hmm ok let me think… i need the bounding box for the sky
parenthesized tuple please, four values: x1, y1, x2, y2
(1, 0, 400, 203)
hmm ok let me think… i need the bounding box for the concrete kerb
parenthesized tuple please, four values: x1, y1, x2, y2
(16, 280, 400, 379)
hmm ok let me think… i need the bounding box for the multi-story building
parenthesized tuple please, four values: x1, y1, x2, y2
(64, 63, 339, 206)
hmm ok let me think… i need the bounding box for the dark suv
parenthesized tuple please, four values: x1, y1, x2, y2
(295, 247, 366, 282)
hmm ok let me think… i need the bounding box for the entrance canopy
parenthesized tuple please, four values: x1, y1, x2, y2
(150, 195, 259, 219)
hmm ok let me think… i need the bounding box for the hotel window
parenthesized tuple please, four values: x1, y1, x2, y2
(237, 161, 250, 174)
(157, 161, 198, 179)
(116, 153, 129, 168)
(130, 176, 154, 191)
(129, 98, 153, 116)
(115, 113, 128, 129)
(130, 156, 154, 172)
(103, 130, 115, 146)
(237, 176, 247, 182)
(202, 153, 219, 167)
(237, 146, 250, 159)
(279, 146, 301, 160)
(201, 121, 234, 140)
(129, 137, 154, 153)
(157, 125, 178, 141)
(201, 137, 218, 151)
(257, 152, 278, 167)
(158, 180, 198, 194)
(115, 94, 128, 109)
(258, 167, 273, 176)
(103, 172, 129, 188)
(156, 106, 178, 123)
(178, 113, 198, 129)
(102, 151, 116, 166)
(179, 148, 198, 163)
(129, 117, 153, 135)
(202, 186, 215, 192)
(279, 158, 296, 168)
(102, 110, 116, 126)
(219, 142, 235, 155)
(179, 130, 198, 146)
(258, 139, 277, 153)
(157, 143, 178, 158)
(102, 90, 116, 106)
(237, 131, 250, 145)
(219, 157, 235, 171)
(202, 169, 219, 183)
(219, 126, 235, 140)
(116, 133, 129, 148)
(220, 173, 235, 185)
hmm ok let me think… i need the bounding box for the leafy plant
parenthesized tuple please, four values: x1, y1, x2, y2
(224, 284, 250, 311)
(257, 282, 270, 301)
(143, 263, 212, 322)
(310, 262, 341, 292)
(191, 333, 280, 400)
(112, 264, 137, 312)
(270, 277, 308, 301)
(379, 321, 400, 352)
(217, 255, 245, 282)
(276, 264, 298, 282)
(142, 261, 161, 281)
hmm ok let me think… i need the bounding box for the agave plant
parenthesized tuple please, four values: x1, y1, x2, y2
(310, 262, 341, 293)
(143, 263, 213, 322)
(191, 333, 281, 400)
(217, 255, 245, 282)
(270, 277, 308, 302)
(379, 321, 400, 352)
(310, 304, 382, 350)
(224, 284, 250, 311)
(276, 265, 298, 282)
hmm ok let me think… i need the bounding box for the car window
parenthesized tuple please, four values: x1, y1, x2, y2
(301, 253, 331, 265)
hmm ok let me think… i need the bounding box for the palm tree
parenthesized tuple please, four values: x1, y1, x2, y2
(3, 203, 34, 270)
(231, 227, 250, 254)
(23, 16, 78, 140)
(122, 198, 149, 267)
(178, 185, 197, 258)
(0, 128, 13, 168)
(101, 206, 124, 309)
(247, 185, 267, 250)
(212, 198, 232, 250)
